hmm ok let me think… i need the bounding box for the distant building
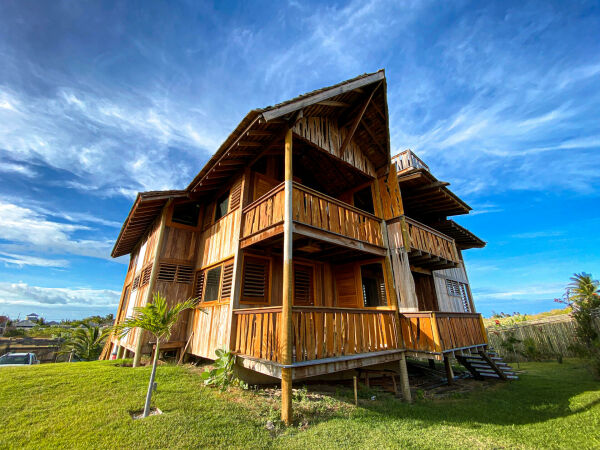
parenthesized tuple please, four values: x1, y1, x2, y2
(46, 321, 59, 326)
(14, 320, 36, 329)
(26, 313, 39, 322)
(0, 316, 8, 335)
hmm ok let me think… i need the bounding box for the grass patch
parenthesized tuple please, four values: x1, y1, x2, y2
(1, 359, 598, 448)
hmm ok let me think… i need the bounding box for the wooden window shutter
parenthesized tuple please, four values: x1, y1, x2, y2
(158, 263, 177, 282)
(334, 263, 358, 307)
(242, 256, 269, 303)
(141, 263, 153, 287)
(229, 179, 242, 212)
(132, 275, 141, 290)
(459, 283, 471, 312)
(220, 262, 234, 299)
(293, 264, 313, 306)
(193, 271, 205, 300)
(176, 265, 193, 284)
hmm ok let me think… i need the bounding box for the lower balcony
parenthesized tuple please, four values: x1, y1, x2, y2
(398, 311, 487, 358)
(232, 306, 403, 379)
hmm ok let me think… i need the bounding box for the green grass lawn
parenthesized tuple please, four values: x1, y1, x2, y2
(1, 359, 598, 449)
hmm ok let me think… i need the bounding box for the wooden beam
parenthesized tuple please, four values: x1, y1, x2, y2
(237, 141, 263, 147)
(339, 82, 381, 158)
(359, 119, 385, 154)
(281, 127, 293, 426)
(247, 130, 274, 136)
(262, 71, 385, 122)
(317, 100, 350, 107)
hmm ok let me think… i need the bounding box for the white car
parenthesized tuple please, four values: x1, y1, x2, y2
(0, 352, 40, 367)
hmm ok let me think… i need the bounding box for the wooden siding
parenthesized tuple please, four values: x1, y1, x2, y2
(188, 303, 230, 359)
(293, 117, 376, 176)
(197, 209, 240, 269)
(433, 263, 473, 312)
(154, 280, 193, 342)
(377, 164, 403, 220)
(399, 312, 486, 353)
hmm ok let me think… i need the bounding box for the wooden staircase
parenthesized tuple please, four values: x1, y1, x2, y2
(456, 348, 518, 381)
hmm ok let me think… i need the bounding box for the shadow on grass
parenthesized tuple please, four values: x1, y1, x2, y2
(281, 360, 600, 430)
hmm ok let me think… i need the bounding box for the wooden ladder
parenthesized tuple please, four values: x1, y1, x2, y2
(456, 348, 518, 381)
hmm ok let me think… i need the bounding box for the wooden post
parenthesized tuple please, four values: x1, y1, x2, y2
(444, 356, 454, 385)
(353, 375, 358, 406)
(398, 353, 412, 403)
(281, 127, 293, 425)
(115, 344, 124, 359)
(133, 202, 171, 368)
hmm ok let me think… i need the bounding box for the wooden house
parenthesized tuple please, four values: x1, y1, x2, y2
(102, 70, 508, 423)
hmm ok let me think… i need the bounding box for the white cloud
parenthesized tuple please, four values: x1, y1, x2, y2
(0, 282, 120, 307)
(0, 161, 35, 177)
(511, 231, 565, 239)
(0, 253, 69, 268)
(0, 200, 112, 259)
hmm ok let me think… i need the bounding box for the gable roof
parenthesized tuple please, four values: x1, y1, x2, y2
(112, 71, 392, 258)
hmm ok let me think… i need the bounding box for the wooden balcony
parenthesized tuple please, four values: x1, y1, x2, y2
(402, 217, 460, 269)
(392, 149, 430, 173)
(241, 182, 384, 255)
(398, 312, 487, 358)
(232, 306, 401, 364)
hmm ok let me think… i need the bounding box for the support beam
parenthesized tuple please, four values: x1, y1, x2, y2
(133, 202, 170, 368)
(339, 83, 380, 157)
(116, 345, 124, 360)
(398, 353, 412, 403)
(281, 128, 293, 426)
(444, 356, 454, 385)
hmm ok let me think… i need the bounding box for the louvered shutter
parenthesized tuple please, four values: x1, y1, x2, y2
(193, 271, 205, 300)
(242, 257, 270, 303)
(293, 264, 313, 306)
(220, 262, 234, 299)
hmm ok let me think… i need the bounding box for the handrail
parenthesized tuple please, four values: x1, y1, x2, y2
(403, 216, 455, 243)
(293, 182, 381, 221)
(392, 149, 430, 172)
(292, 306, 395, 314)
(234, 306, 283, 314)
(242, 182, 285, 213)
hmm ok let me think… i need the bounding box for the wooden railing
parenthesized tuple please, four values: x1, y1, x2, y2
(404, 217, 460, 263)
(399, 312, 487, 353)
(232, 306, 400, 363)
(233, 307, 283, 362)
(392, 149, 429, 173)
(242, 184, 285, 239)
(292, 183, 383, 247)
(292, 307, 400, 362)
(241, 182, 384, 247)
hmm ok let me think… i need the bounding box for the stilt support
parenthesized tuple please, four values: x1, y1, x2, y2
(398, 353, 412, 403)
(444, 356, 454, 385)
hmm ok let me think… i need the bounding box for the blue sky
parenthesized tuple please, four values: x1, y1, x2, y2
(0, 0, 599, 320)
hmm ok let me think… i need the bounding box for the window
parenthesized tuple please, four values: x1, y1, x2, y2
(353, 186, 375, 215)
(446, 279, 461, 297)
(193, 260, 234, 303)
(171, 202, 201, 227)
(204, 266, 222, 302)
(241, 256, 270, 304)
(361, 263, 387, 307)
(294, 263, 314, 306)
(214, 192, 229, 221)
(446, 279, 471, 312)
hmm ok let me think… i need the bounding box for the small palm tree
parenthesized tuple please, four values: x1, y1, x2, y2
(60, 323, 108, 361)
(113, 292, 198, 418)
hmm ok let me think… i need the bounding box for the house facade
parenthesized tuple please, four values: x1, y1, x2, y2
(103, 70, 502, 423)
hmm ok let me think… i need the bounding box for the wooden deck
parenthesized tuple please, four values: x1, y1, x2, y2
(240, 182, 385, 254)
(398, 311, 487, 359)
(392, 149, 429, 173)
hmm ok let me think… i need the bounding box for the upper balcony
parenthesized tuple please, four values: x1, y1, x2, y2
(240, 182, 386, 257)
(388, 216, 460, 270)
(392, 149, 429, 174)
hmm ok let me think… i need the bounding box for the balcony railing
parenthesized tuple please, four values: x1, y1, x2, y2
(392, 149, 429, 173)
(232, 306, 400, 363)
(241, 182, 383, 248)
(403, 217, 460, 264)
(398, 311, 487, 354)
